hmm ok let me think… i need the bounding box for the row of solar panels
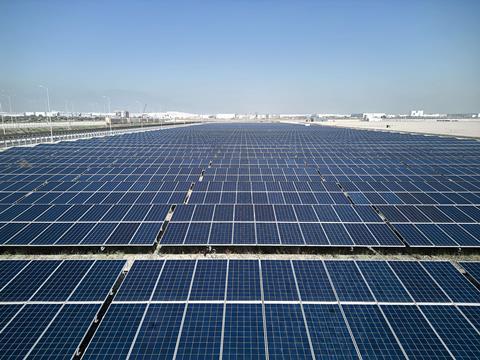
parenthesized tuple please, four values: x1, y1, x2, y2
(8, 178, 477, 192)
(2, 259, 478, 304)
(161, 221, 480, 247)
(1, 259, 479, 359)
(2, 188, 480, 206)
(1, 203, 479, 247)
(1, 165, 479, 179)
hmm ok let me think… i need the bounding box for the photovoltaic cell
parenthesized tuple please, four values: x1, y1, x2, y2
(422, 261, 480, 303)
(0, 304, 61, 359)
(356, 261, 412, 303)
(389, 261, 450, 303)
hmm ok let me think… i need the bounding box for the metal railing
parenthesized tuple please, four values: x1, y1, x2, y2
(0, 121, 202, 150)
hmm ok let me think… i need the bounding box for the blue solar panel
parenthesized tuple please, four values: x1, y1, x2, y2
(460, 262, 480, 284)
(0, 260, 62, 301)
(27, 303, 100, 360)
(421, 305, 480, 359)
(293, 260, 336, 301)
(356, 261, 413, 302)
(227, 260, 261, 301)
(152, 260, 196, 301)
(262, 260, 298, 301)
(32, 260, 94, 301)
(304, 304, 358, 358)
(223, 304, 266, 359)
(176, 303, 224, 359)
(83, 304, 146, 359)
(342, 304, 405, 359)
(265, 304, 313, 359)
(389, 261, 450, 303)
(0, 304, 61, 359)
(70, 260, 125, 302)
(325, 261, 374, 302)
(129, 303, 185, 359)
(0, 304, 23, 330)
(115, 260, 164, 301)
(0, 260, 30, 288)
(189, 260, 227, 301)
(422, 261, 480, 303)
(382, 305, 451, 358)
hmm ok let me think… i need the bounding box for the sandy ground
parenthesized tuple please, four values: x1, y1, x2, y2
(315, 119, 480, 139)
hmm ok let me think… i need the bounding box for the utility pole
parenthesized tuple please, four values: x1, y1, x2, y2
(38, 85, 53, 143)
(0, 91, 13, 132)
(102, 96, 111, 114)
(0, 102, 6, 148)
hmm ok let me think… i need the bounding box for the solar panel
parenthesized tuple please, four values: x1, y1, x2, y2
(151, 260, 196, 301)
(293, 260, 336, 301)
(421, 305, 480, 359)
(0, 260, 62, 301)
(304, 304, 358, 358)
(27, 303, 101, 359)
(175, 303, 224, 359)
(261, 260, 298, 301)
(421, 262, 480, 303)
(388, 261, 450, 303)
(189, 260, 227, 301)
(227, 260, 261, 301)
(381, 305, 452, 358)
(265, 304, 313, 359)
(342, 304, 405, 359)
(83, 304, 146, 359)
(223, 304, 266, 359)
(324, 261, 374, 302)
(129, 303, 185, 359)
(0, 304, 62, 358)
(115, 260, 164, 301)
(356, 261, 413, 302)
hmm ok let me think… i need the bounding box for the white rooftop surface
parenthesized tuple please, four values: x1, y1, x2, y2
(317, 119, 480, 138)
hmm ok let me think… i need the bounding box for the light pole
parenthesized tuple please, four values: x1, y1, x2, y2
(135, 100, 143, 127)
(0, 91, 12, 113)
(0, 102, 5, 147)
(0, 91, 13, 133)
(102, 96, 111, 114)
(102, 96, 112, 134)
(38, 85, 53, 142)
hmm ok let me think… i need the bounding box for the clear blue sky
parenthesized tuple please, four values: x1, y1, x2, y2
(1, 0, 479, 114)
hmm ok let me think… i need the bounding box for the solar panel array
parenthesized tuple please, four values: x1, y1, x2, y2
(0, 259, 125, 359)
(1, 259, 479, 358)
(84, 259, 480, 359)
(0, 123, 479, 248)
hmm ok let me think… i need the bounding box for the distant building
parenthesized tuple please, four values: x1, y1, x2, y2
(362, 113, 386, 121)
(410, 110, 424, 117)
(115, 111, 130, 118)
(216, 114, 236, 120)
